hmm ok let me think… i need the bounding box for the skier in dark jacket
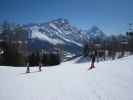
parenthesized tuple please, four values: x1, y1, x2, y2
(39, 63, 42, 72)
(26, 62, 30, 73)
(89, 50, 97, 70)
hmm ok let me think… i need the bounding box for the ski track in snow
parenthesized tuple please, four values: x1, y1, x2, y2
(0, 56, 133, 100)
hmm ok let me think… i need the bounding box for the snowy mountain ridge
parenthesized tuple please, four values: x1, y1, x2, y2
(0, 18, 105, 55)
(24, 18, 104, 47)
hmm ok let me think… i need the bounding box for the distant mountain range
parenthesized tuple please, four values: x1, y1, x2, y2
(0, 18, 105, 56)
(24, 18, 105, 45)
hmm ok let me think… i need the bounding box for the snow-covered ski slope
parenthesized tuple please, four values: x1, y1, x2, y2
(0, 55, 133, 100)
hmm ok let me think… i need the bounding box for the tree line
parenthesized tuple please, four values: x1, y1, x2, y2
(83, 32, 133, 61)
(0, 21, 62, 66)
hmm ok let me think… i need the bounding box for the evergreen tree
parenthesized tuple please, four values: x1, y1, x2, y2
(2, 42, 25, 66)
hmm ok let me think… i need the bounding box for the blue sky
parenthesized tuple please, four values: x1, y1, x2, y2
(0, 0, 133, 35)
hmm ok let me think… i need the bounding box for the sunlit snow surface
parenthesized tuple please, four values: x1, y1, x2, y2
(0, 56, 133, 100)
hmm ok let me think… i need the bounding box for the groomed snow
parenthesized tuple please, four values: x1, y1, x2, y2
(0, 56, 133, 100)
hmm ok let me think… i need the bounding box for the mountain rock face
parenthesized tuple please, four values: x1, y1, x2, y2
(24, 18, 105, 52)
(87, 26, 105, 38)
(24, 18, 86, 47)
(0, 18, 105, 56)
